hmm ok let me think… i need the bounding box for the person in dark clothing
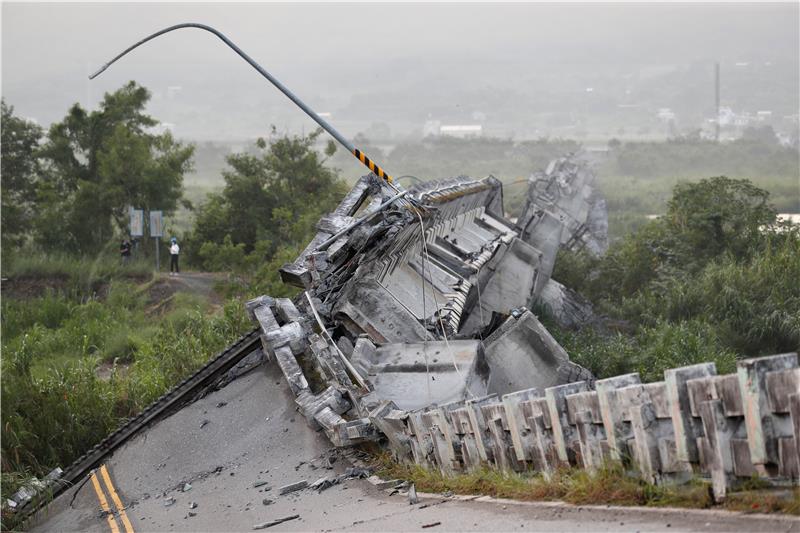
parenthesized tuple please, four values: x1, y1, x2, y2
(169, 237, 180, 276)
(120, 239, 132, 264)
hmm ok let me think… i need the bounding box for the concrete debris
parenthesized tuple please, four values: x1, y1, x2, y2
(189, 501, 197, 509)
(182, 483, 192, 492)
(247, 157, 599, 452)
(2, 467, 63, 514)
(240, 155, 800, 499)
(408, 484, 419, 505)
(278, 480, 308, 495)
(309, 476, 337, 492)
(253, 514, 301, 530)
(343, 466, 371, 479)
(518, 154, 607, 257)
(163, 497, 176, 507)
(368, 476, 401, 490)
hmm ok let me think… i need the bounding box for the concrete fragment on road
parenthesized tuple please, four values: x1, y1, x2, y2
(278, 480, 308, 495)
(252, 514, 300, 529)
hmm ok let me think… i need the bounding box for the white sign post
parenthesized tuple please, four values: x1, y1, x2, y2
(130, 207, 144, 237)
(150, 210, 163, 271)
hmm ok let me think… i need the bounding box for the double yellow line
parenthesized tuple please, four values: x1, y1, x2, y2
(89, 464, 135, 533)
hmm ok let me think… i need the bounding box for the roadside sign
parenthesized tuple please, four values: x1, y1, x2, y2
(130, 208, 144, 237)
(150, 211, 163, 238)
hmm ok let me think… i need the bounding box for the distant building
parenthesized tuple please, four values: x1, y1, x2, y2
(656, 108, 676, 122)
(439, 125, 483, 138)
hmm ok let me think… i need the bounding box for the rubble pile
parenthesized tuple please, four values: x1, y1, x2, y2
(245, 155, 799, 501)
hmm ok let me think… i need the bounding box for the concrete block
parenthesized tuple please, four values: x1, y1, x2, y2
(573, 409, 607, 471)
(483, 311, 589, 395)
(664, 362, 716, 463)
(778, 437, 799, 479)
(465, 394, 500, 465)
(596, 373, 641, 461)
(449, 405, 484, 470)
(790, 393, 800, 477)
(480, 401, 521, 471)
(245, 295, 275, 322)
(405, 410, 435, 468)
(715, 374, 744, 417)
(530, 413, 560, 477)
(501, 388, 542, 463)
(369, 401, 413, 462)
(545, 381, 589, 464)
(421, 407, 459, 474)
(367, 341, 489, 411)
(731, 439, 758, 477)
(737, 353, 798, 467)
(566, 390, 602, 425)
(698, 399, 737, 501)
(275, 298, 302, 323)
(518, 397, 553, 473)
(273, 345, 309, 395)
(628, 402, 662, 482)
(765, 368, 800, 414)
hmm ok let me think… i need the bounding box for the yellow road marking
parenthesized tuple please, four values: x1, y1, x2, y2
(89, 471, 120, 533)
(100, 464, 135, 533)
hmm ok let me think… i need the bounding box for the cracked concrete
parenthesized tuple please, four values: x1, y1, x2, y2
(30, 361, 798, 532)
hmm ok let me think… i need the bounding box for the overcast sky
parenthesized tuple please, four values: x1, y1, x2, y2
(2, 2, 798, 140)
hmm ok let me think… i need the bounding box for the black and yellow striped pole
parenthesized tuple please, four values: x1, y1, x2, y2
(90, 23, 395, 185)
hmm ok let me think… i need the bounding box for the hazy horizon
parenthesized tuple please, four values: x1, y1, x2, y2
(3, 2, 798, 142)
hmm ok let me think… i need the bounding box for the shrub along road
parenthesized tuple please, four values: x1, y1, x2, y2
(30, 363, 797, 532)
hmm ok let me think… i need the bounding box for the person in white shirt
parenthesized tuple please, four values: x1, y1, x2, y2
(169, 237, 180, 276)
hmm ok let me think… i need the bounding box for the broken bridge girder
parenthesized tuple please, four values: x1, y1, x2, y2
(251, 157, 604, 456)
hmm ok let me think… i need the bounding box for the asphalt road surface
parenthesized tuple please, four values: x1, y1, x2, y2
(30, 363, 800, 532)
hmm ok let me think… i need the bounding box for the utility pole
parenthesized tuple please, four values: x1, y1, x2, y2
(715, 62, 720, 142)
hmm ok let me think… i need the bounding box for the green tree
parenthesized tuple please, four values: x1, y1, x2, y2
(665, 176, 776, 268)
(190, 128, 346, 267)
(35, 82, 193, 253)
(1, 100, 43, 249)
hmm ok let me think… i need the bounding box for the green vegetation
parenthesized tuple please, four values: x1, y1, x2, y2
(184, 128, 347, 298)
(1, 260, 251, 501)
(0, 91, 341, 513)
(548, 177, 800, 381)
(376, 455, 800, 514)
(325, 132, 798, 240)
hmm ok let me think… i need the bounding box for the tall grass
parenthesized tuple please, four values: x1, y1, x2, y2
(1, 285, 251, 504)
(375, 455, 800, 514)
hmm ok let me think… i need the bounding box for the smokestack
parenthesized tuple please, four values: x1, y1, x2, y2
(715, 62, 720, 142)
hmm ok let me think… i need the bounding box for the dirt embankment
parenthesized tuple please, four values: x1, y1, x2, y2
(0, 273, 151, 300)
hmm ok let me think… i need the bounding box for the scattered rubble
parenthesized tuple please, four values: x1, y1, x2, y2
(242, 155, 799, 501)
(253, 514, 300, 529)
(408, 484, 419, 505)
(278, 480, 308, 495)
(4, 467, 63, 513)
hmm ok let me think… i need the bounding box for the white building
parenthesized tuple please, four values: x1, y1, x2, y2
(439, 125, 483, 138)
